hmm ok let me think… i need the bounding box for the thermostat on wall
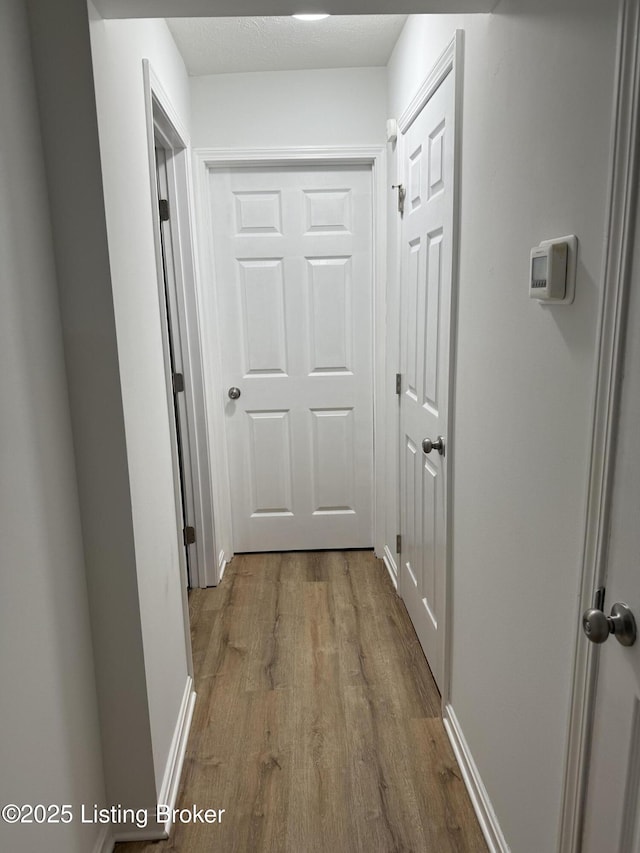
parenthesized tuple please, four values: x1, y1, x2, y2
(529, 235, 578, 305)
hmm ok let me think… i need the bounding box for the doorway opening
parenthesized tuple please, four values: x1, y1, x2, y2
(199, 157, 379, 555)
(145, 62, 218, 594)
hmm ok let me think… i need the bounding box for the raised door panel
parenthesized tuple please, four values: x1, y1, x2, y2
(405, 238, 422, 401)
(238, 259, 288, 377)
(409, 145, 423, 213)
(310, 408, 356, 515)
(246, 410, 293, 516)
(307, 256, 352, 375)
(404, 436, 419, 590)
(233, 190, 283, 235)
(304, 188, 352, 234)
(421, 457, 438, 630)
(423, 230, 442, 414)
(428, 120, 446, 199)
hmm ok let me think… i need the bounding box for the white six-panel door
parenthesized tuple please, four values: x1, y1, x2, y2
(208, 165, 373, 552)
(399, 70, 455, 693)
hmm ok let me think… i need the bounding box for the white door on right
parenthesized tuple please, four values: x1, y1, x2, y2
(399, 69, 455, 694)
(582, 228, 640, 850)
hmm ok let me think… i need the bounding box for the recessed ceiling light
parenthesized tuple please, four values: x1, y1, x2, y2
(292, 13, 330, 21)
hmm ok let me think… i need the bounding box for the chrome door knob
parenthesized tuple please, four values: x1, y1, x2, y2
(228, 387, 241, 400)
(582, 609, 611, 644)
(422, 436, 445, 456)
(582, 602, 637, 646)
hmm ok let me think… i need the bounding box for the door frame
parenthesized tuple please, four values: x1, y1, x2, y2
(143, 60, 218, 592)
(395, 32, 463, 708)
(560, 1, 640, 849)
(193, 146, 387, 570)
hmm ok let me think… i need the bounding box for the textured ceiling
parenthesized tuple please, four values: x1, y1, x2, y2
(166, 15, 408, 75)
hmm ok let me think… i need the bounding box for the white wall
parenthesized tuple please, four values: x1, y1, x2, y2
(0, 2, 106, 851)
(28, 0, 158, 816)
(191, 66, 387, 149)
(88, 9, 192, 795)
(386, 5, 618, 851)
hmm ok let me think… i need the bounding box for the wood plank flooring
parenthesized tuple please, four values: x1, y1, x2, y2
(116, 550, 487, 853)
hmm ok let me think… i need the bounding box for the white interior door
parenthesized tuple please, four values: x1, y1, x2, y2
(208, 164, 373, 553)
(398, 70, 455, 693)
(582, 225, 640, 850)
(156, 145, 195, 587)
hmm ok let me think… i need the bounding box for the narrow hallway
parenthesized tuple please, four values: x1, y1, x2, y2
(117, 551, 487, 852)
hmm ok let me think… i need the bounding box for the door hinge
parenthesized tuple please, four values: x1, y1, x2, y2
(184, 526, 196, 546)
(392, 183, 406, 216)
(396, 373, 402, 395)
(173, 372, 185, 394)
(159, 198, 170, 222)
(396, 533, 402, 554)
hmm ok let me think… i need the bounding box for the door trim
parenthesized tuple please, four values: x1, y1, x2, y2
(193, 146, 387, 566)
(560, 1, 640, 849)
(143, 60, 218, 598)
(396, 31, 464, 709)
(397, 30, 463, 134)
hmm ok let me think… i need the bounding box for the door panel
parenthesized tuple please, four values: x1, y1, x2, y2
(304, 188, 352, 232)
(239, 259, 288, 375)
(399, 70, 455, 693)
(404, 436, 419, 589)
(310, 408, 356, 514)
(208, 165, 373, 552)
(246, 410, 293, 516)
(307, 257, 352, 373)
(422, 456, 438, 627)
(424, 230, 443, 412)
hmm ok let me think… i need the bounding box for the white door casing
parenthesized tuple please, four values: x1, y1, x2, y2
(398, 67, 456, 694)
(156, 144, 197, 587)
(144, 60, 218, 591)
(207, 164, 374, 552)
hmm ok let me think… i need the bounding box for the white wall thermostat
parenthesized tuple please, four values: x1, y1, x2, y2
(529, 234, 578, 305)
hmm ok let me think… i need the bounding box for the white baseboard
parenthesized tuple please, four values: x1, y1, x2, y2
(112, 676, 196, 844)
(158, 676, 197, 833)
(443, 703, 510, 853)
(92, 826, 113, 853)
(217, 549, 229, 583)
(218, 558, 228, 582)
(383, 544, 398, 589)
(110, 818, 167, 844)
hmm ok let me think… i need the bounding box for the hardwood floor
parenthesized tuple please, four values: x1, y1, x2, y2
(116, 550, 487, 853)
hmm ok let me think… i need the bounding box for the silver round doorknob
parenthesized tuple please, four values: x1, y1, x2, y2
(610, 603, 637, 646)
(422, 436, 445, 456)
(228, 387, 241, 400)
(582, 603, 637, 646)
(582, 609, 611, 644)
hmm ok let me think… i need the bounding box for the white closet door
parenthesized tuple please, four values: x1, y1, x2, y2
(399, 70, 455, 692)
